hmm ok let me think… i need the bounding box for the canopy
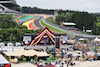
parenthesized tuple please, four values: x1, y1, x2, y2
(67, 51, 82, 57)
(0, 43, 5, 46)
(95, 53, 100, 56)
(94, 37, 100, 42)
(0, 54, 9, 64)
(67, 40, 75, 44)
(73, 53, 82, 57)
(87, 52, 95, 57)
(3, 50, 49, 57)
(7, 43, 13, 46)
(79, 38, 85, 41)
(62, 22, 76, 25)
(15, 42, 21, 46)
(74, 51, 82, 54)
(67, 52, 75, 54)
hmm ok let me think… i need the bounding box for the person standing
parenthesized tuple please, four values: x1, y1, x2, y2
(67, 64, 69, 67)
(71, 61, 73, 67)
(30, 58, 33, 63)
(61, 49, 64, 60)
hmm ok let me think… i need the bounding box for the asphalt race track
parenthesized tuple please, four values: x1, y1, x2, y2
(18, 15, 44, 30)
(34, 16, 44, 29)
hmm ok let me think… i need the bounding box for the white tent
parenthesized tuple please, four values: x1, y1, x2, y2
(87, 52, 95, 58)
(73, 53, 82, 57)
(67, 52, 75, 54)
(15, 42, 21, 46)
(62, 22, 76, 25)
(94, 37, 100, 42)
(67, 40, 75, 44)
(7, 43, 13, 46)
(79, 38, 85, 41)
(67, 52, 82, 57)
(0, 54, 9, 64)
(0, 43, 5, 46)
(74, 51, 82, 55)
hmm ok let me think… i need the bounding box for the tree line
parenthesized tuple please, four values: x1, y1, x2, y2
(22, 6, 100, 35)
(56, 12, 100, 35)
(0, 14, 42, 41)
(22, 6, 74, 15)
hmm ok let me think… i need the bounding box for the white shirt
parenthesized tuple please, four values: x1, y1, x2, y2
(14, 58, 18, 62)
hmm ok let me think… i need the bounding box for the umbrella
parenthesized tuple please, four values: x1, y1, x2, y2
(46, 65, 55, 67)
(46, 65, 50, 67)
(46, 63, 55, 67)
(51, 66, 55, 67)
(38, 65, 45, 67)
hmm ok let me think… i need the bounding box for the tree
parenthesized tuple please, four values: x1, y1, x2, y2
(22, 6, 74, 15)
(16, 6, 22, 12)
(56, 12, 73, 24)
(92, 22, 97, 35)
(72, 12, 96, 31)
(93, 22, 100, 35)
(35, 56, 38, 62)
(96, 22, 100, 35)
(51, 56, 55, 61)
(0, 14, 43, 41)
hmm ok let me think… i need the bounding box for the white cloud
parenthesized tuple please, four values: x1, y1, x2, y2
(16, 0, 100, 13)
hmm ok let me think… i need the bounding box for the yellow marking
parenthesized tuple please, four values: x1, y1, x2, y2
(22, 20, 33, 30)
(22, 17, 41, 30)
(39, 20, 45, 28)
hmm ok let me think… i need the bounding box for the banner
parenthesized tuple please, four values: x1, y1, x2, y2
(41, 36, 49, 43)
(60, 35, 67, 43)
(23, 36, 31, 42)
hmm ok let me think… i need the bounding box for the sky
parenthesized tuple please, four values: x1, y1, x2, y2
(16, 0, 100, 13)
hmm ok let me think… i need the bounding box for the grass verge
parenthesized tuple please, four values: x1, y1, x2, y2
(41, 20, 67, 34)
(46, 17, 58, 26)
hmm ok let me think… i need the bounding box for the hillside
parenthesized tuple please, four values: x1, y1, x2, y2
(0, 14, 42, 41)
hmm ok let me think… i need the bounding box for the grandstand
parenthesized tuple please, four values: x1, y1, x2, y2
(0, 0, 21, 15)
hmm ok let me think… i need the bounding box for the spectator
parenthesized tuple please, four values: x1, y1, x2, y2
(65, 60, 67, 64)
(65, 52, 68, 58)
(70, 61, 73, 67)
(67, 64, 68, 67)
(30, 59, 33, 63)
(73, 62, 75, 65)
(56, 61, 58, 64)
(62, 62, 64, 67)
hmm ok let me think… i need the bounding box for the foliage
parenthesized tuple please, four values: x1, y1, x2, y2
(22, 7, 75, 15)
(92, 13, 100, 35)
(49, 52, 52, 54)
(23, 58, 26, 62)
(22, 7, 54, 14)
(45, 57, 58, 62)
(34, 56, 38, 62)
(0, 14, 42, 41)
(51, 56, 55, 61)
(72, 12, 97, 31)
(0, 14, 16, 28)
(16, 6, 22, 12)
(93, 22, 100, 35)
(56, 55, 59, 59)
(56, 11, 97, 33)
(56, 12, 73, 24)
(97, 16, 100, 22)
(46, 17, 58, 26)
(0, 28, 42, 41)
(7, 56, 9, 60)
